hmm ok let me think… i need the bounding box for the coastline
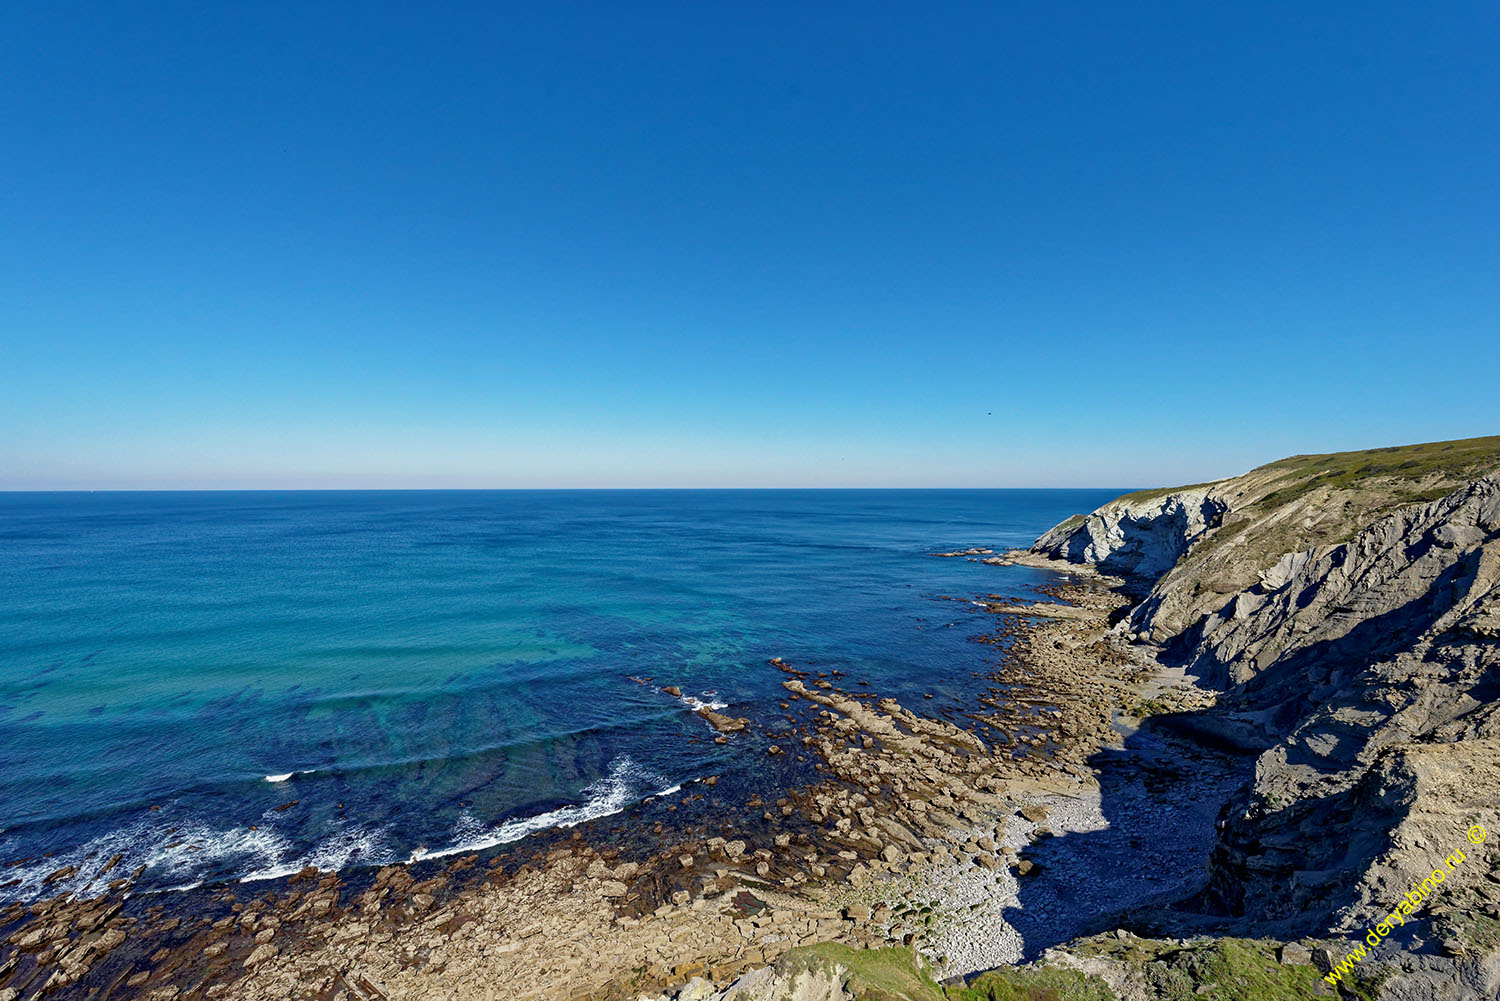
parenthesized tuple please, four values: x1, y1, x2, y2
(0, 555, 1226, 1000)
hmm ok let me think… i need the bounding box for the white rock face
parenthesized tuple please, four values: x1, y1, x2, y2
(1187, 473, 1500, 684)
(1256, 549, 1316, 592)
(712, 963, 851, 1001)
(1029, 465, 1500, 950)
(1153, 475, 1500, 939)
(1031, 488, 1229, 581)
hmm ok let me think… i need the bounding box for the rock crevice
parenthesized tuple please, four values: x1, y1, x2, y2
(1020, 439, 1500, 975)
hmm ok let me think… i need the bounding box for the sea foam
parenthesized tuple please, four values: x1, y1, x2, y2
(239, 822, 390, 884)
(679, 693, 730, 712)
(0, 815, 297, 903)
(411, 756, 674, 863)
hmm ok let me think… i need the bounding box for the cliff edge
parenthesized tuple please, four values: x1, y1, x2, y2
(1033, 436, 1500, 645)
(1026, 435, 1500, 991)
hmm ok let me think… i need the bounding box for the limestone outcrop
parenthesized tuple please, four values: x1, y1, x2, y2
(1188, 474, 1500, 944)
(1020, 437, 1500, 973)
(1029, 487, 1229, 582)
(1032, 435, 1500, 644)
(629, 439, 1500, 1001)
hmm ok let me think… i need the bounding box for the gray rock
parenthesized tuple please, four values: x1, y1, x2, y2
(1030, 488, 1228, 582)
(1035, 464, 1500, 947)
(677, 976, 717, 1001)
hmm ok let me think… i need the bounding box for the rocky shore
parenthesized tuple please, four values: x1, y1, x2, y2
(1, 546, 1200, 999)
(5, 435, 1499, 1001)
(639, 436, 1500, 1000)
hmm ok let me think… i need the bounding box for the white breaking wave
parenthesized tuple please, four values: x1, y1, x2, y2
(240, 822, 390, 884)
(639, 678, 730, 713)
(411, 756, 671, 863)
(0, 810, 397, 903)
(1, 760, 681, 901)
(263, 768, 317, 783)
(0, 816, 297, 904)
(680, 694, 730, 712)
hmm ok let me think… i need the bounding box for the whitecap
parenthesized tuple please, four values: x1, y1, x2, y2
(0, 760, 672, 902)
(0, 815, 295, 904)
(239, 823, 391, 884)
(648, 681, 730, 713)
(412, 756, 663, 862)
(680, 694, 730, 712)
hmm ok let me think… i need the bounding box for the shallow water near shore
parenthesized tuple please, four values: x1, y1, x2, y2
(0, 488, 1118, 901)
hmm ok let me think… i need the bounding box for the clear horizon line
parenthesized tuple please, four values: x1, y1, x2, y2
(0, 484, 1136, 494)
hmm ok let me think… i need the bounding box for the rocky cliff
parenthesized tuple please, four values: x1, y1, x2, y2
(627, 438, 1500, 1001)
(1027, 435, 1500, 976)
(1190, 474, 1500, 938)
(1034, 436, 1500, 646)
(1029, 486, 1229, 582)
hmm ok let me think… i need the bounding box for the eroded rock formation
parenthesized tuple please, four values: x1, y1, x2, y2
(1025, 437, 1500, 987)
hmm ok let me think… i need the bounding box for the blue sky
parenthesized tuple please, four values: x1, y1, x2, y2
(2, 3, 1496, 488)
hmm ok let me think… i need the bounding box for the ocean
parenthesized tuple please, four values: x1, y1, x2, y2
(0, 489, 1116, 902)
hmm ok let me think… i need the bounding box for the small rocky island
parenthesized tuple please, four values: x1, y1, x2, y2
(3, 436, 1498, 1001)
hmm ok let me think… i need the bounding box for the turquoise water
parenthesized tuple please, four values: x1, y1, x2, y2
(0, 489, 1115, 900)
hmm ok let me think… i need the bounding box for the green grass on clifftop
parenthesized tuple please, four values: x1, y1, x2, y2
(1172, 940, 1333, 1001)
(771, 937, 1393, 1001)
(1110, 435, 1500, 514)
(1254, 435, 1500, 508)
(951, 966, 1116, 1001)
(776, 945, 1115, 1001)
(780, 944, 946, 1001)
(1066, 936, 1387, 1001)
(1110, 480, 1222, 507)
(1180, 434, 1500, 572)
(1068, 436, 1500, 619)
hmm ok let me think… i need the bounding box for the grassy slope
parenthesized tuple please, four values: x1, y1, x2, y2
(1253, 435, 1500, 508)
(1112, 435, 1500, 514)
(1109, 480, 1223, 507)
(953, 966, 1116, 1001)
(775, 937, 1385, 1001)
(1058, 435, 1500, 636)
(1060, 936, 1387, 1001)
(1180, 435, 1500, 580)
(779, 944, 947, 1001)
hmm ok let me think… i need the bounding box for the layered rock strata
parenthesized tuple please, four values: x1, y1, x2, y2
(1012, 440, 1500, 997)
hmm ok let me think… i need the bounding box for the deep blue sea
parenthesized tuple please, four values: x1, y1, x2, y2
(0, 489, 1115, 902)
